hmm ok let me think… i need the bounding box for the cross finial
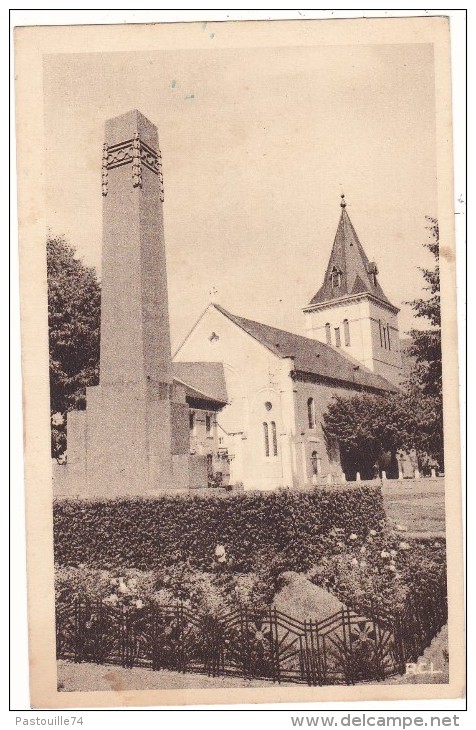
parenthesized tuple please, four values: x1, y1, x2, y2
(340, 193, 346, 208)
(209, 286, 219, 303)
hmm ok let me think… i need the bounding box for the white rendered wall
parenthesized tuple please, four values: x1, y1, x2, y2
(304, 298, 371, 365)
(367, 300, 403, 384)
(304, 296, 403, 385)
(174, 306, 298, 490)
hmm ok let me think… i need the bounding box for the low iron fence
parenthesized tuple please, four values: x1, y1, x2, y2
(56, 585, 447, 685)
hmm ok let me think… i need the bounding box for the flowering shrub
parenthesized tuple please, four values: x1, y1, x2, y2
(53, 486, 385, 572)
(55, 561, 272, 618)
(55, 566, 160, 607)
(55, 526, 446, 632)
(54, 487, 446, 628)
(307, 525, 446, 619)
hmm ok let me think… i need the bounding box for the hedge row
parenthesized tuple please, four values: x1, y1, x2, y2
(53, 486, 386, 572)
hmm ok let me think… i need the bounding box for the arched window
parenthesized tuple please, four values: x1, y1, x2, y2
(334, 327, 341, 347)
(271, 421, 278, 456)
(343, 319, 350, 346)
(382, 324, 388, 350)
(325, 323, 331, 345)
(387, 325, 391, 351)
(311, 450, 319, 476)
(367, 261, 378, 286)
(263, 422, 270, 457)
(330, 266, 342, 288)
(379, 319, 383, 348)
(307, 397, 316, 429)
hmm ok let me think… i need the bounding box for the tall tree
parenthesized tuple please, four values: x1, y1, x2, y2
(405, 217, 442, 398)
(323, 390, 444, 477)
(47, 235, 101, 459)
(322, 393, 406, 479)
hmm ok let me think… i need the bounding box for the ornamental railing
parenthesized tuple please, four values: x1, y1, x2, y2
(56, 582, 447, 685)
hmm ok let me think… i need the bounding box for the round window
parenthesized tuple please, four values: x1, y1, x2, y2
(265, 401, 272, 411)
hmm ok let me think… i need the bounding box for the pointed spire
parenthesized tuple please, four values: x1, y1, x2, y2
(305, 198, 395, 309)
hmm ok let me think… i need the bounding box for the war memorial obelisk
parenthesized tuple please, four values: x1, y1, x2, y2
(59, 110, 190, 496)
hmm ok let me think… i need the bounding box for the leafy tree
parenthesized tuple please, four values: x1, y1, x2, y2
(403, 217, 444, 467)
(323, 393, 405, 479)
(47, 235, 100, 459)
(323, 391, 443, 477)
(405, 217, 442, 398)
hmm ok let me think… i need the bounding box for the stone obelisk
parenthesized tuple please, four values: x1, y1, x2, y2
(63, 110, 189, 496)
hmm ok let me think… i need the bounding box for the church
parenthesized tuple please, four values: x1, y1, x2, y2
(174, 196, 402, 490)
(54, 110, 402, 497)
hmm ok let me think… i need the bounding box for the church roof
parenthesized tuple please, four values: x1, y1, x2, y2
(172, 361, 228, 406)
(212, 304, 398, 393)
(306, 197, 396, 311)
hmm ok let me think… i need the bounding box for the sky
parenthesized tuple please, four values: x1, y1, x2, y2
(43, 41, 438, 351)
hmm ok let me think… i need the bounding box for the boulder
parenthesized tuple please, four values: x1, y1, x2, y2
(273, 571, 347, 622)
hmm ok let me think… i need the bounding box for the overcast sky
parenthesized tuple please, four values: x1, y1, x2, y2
(44, 41, 437, 350)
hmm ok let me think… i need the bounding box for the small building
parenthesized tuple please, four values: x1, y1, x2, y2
(172, 362, 229, 488)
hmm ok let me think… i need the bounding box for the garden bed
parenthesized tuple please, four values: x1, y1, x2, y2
(54, 484, 447, 687)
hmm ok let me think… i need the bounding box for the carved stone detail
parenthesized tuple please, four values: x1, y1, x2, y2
(101, 143, 109, 196)
(131, 132, 142, 189)
(102, 134, 164, 199)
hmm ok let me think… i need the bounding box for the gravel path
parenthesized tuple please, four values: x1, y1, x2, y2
(57, 661, 282, 692)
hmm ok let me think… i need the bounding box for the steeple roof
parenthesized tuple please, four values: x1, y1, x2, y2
(306, 196, 396, 310)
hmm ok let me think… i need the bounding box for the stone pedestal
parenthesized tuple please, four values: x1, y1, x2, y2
(74, 383, 189, 497)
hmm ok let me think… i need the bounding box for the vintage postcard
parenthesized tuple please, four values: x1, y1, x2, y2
(14, 16, 464, 708)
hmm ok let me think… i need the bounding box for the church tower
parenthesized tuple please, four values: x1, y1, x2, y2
(302, 195, 403, 386)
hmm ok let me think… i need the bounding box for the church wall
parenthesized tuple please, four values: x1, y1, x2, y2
(303, 298, 372, 367)
(293, 379, 358, 483)
(174, 306, 296, 490)
(174, 306, 395, 490)
(368, 301, 403, 385)
(277, 358, 299, 489)
(304, 297, 403, 386)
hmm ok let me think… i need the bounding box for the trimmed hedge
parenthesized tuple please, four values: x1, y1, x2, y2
(53, 486, 386, 572)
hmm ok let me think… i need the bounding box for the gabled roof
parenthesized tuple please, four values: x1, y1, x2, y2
(306, 199, 396, 310)
(172, 361, 228, 406)
(212, 303, 398, 393)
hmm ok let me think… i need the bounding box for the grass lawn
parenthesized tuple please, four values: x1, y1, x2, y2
(381, 478, 446, 537)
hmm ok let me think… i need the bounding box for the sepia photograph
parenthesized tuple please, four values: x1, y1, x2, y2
(14, 15, 464, 708)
